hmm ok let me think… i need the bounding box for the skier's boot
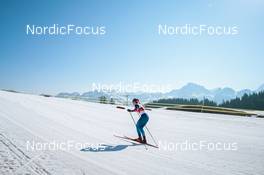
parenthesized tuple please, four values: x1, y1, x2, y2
(133, 136, 142, 143)
(142, 136, 147, 144)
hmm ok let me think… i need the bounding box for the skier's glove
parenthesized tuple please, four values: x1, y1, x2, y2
(127, 109, 132, 112)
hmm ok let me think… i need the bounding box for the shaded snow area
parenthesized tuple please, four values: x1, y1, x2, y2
(0, 90, 264, 175)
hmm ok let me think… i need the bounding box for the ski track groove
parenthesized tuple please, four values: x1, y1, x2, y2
(0, 112, 128, 175)
(0, 133, 51, 175)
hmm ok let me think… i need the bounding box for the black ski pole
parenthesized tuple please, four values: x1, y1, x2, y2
(128, 112, 137, 127)
(145, 125, 158, 146)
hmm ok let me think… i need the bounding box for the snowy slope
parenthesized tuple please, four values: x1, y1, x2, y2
(0, 90, 264, 175)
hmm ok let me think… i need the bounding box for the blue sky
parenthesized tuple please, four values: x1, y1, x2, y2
(0, 0, 263, 94)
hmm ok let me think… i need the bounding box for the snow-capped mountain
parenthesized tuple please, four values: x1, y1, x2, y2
(56, 83, 264, 104)
(212, 87, 236, 103)
(257, 84, 264, 92)
(166, 83, 211, 99)
(236, 89, 253, 98)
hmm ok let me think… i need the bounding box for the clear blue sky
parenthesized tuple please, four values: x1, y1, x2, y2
(0, 0, 263, 94)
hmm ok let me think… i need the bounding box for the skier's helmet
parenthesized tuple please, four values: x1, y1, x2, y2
(132, 98, 140, 104)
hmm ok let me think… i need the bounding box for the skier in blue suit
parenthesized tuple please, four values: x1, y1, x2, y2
(127, 98, 149, 143)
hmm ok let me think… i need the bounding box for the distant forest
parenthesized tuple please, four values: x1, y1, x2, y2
(153, 98, 217, 106)
(154, 91, 264, 110)
(219, 91, 264, 110)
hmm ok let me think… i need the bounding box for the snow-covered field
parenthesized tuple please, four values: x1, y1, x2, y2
(0, 90, 264, 175)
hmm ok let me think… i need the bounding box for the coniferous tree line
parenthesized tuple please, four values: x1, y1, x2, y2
(153, 98, 217, 106)
(154, 91, 264, 110)
(220, 91, 264, 110)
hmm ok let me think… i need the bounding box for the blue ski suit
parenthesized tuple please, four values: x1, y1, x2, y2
(129, 104, 149, 137)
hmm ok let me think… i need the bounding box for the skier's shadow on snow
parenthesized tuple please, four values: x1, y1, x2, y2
(80, 142, 139, 152)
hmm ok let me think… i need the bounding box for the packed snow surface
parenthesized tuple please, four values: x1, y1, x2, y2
(0, 90, 263, 175)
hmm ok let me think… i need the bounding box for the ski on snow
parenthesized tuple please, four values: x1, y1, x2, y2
(114, 135, 159, 148)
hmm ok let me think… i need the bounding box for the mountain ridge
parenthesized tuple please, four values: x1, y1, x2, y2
(57, 82, 264, 104)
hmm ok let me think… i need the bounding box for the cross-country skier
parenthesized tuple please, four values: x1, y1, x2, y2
(127, 98, 149, 143)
